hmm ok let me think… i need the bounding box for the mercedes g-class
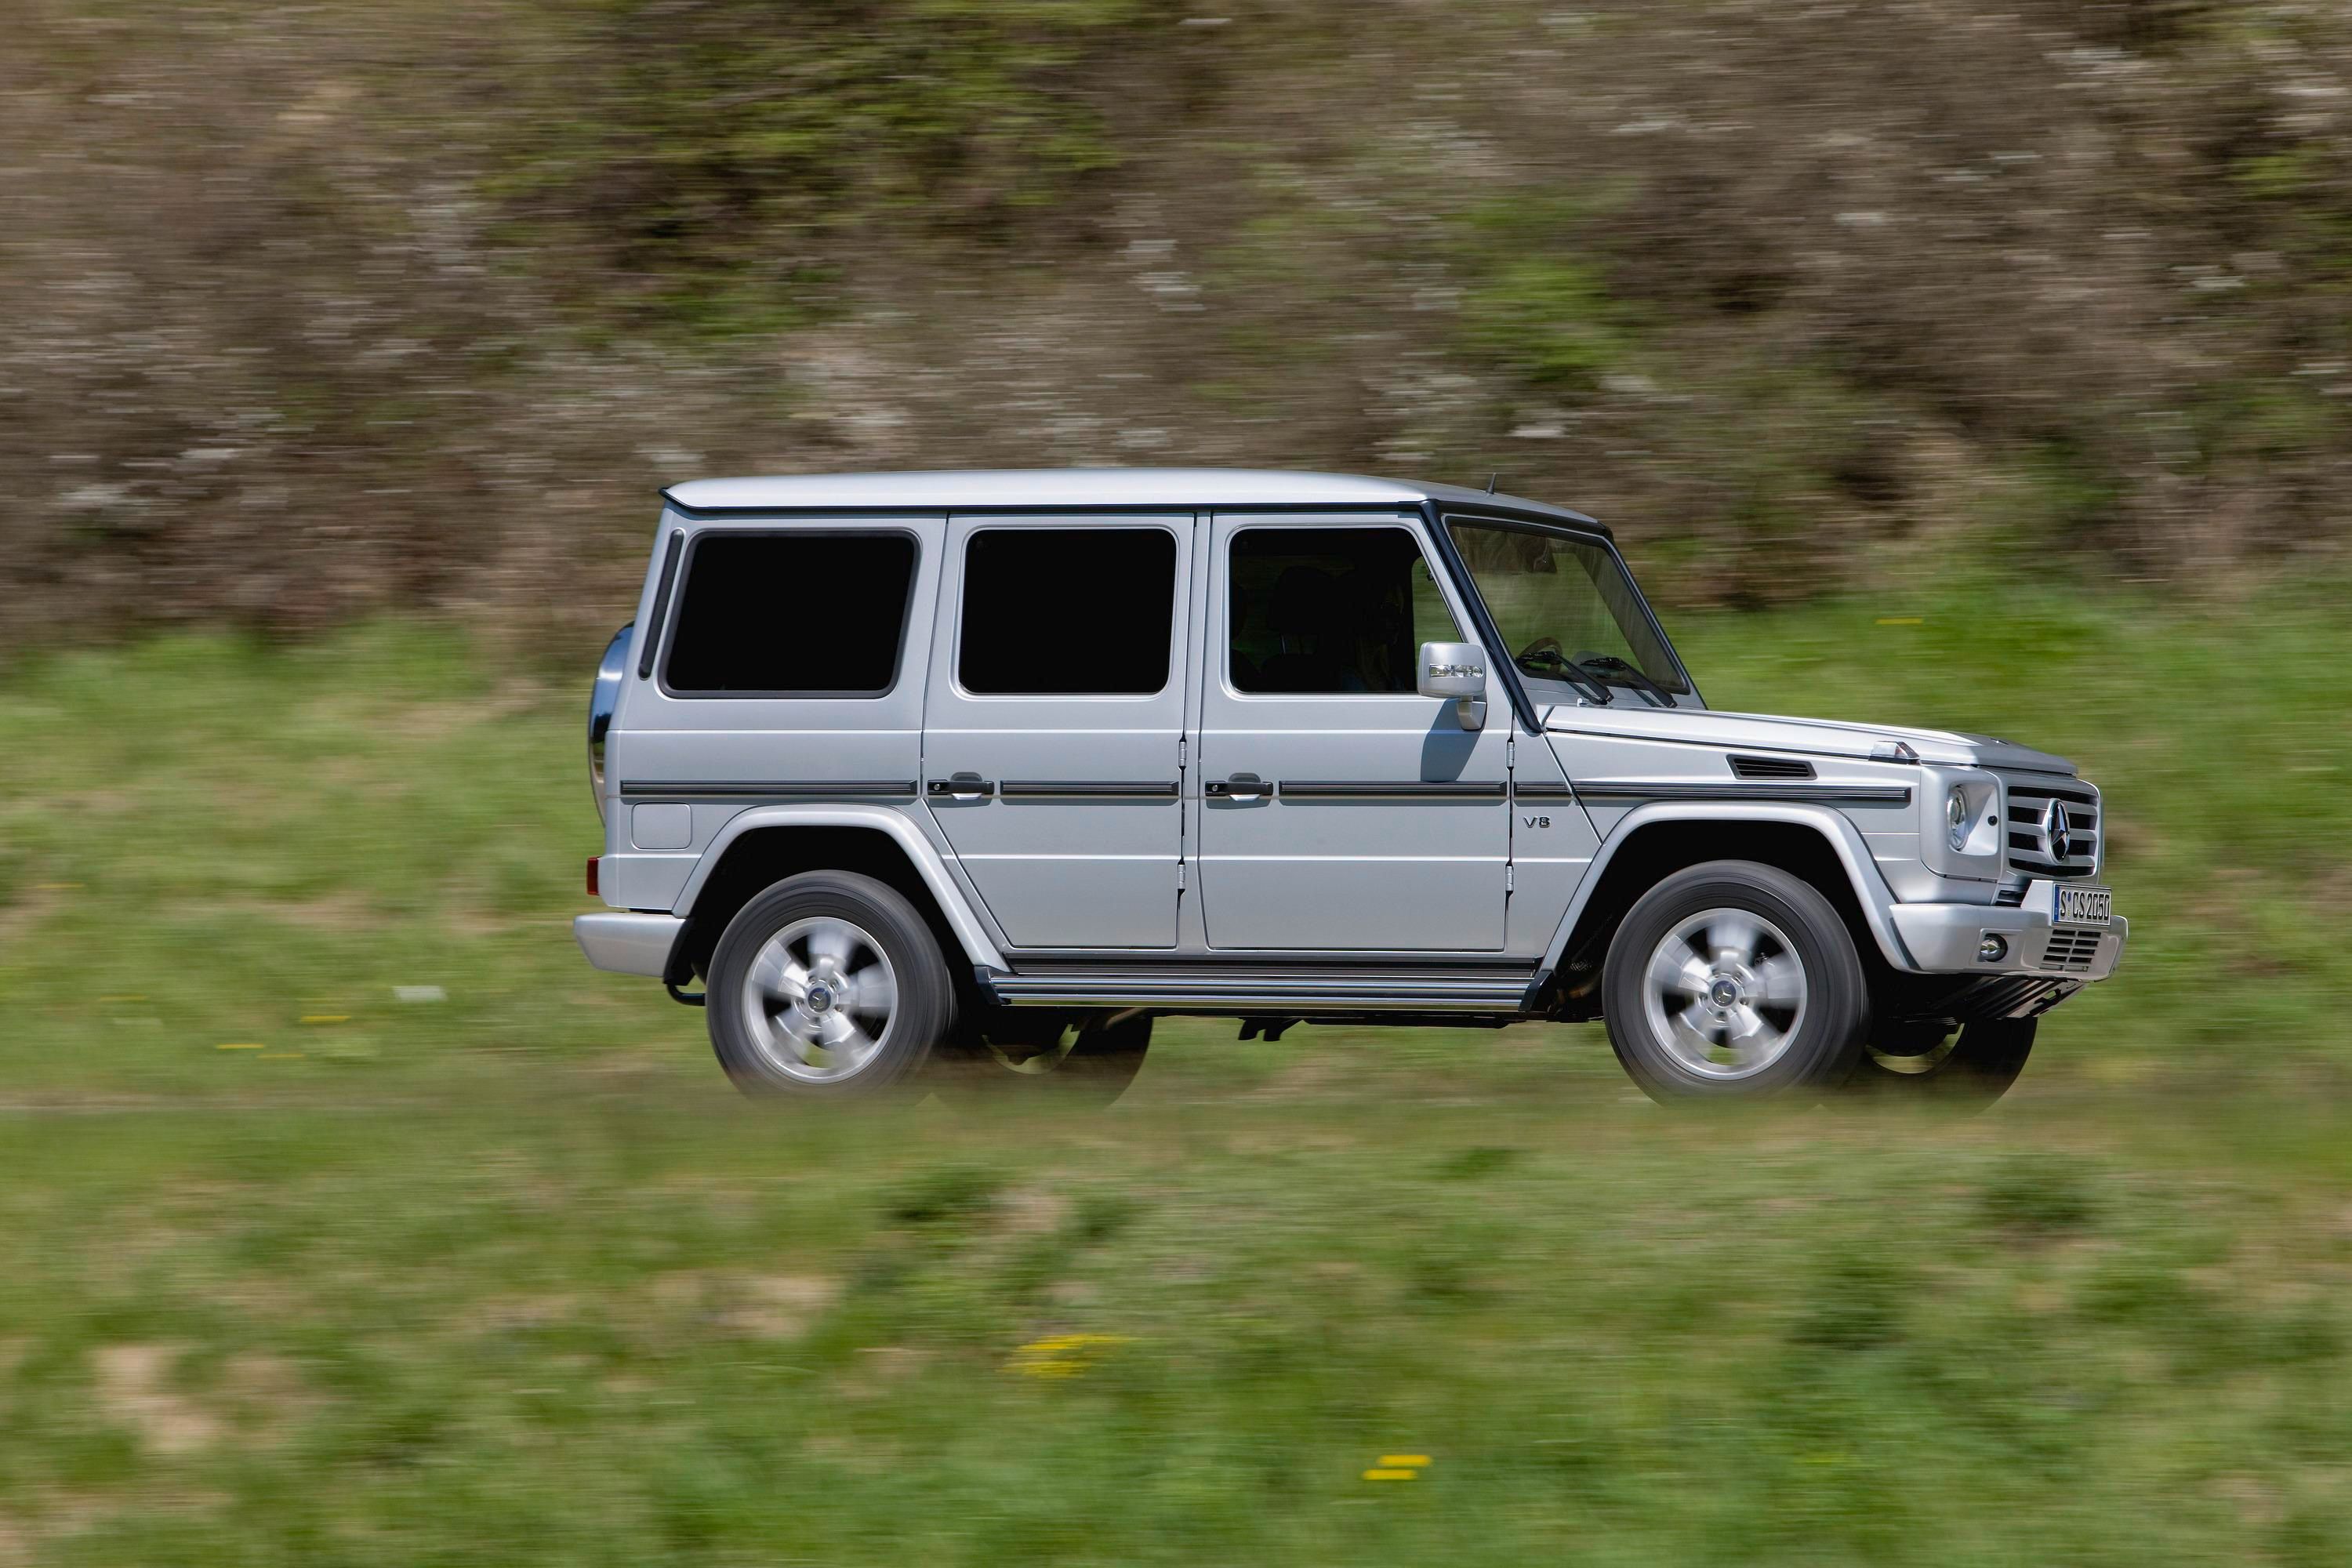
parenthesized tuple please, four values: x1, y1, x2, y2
(578, 470, 2123, 1103)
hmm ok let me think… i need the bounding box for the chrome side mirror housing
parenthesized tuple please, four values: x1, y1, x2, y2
(1417, 641, 1488, 731)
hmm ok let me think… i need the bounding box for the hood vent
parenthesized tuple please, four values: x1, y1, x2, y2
(1729, 754, 1817, 781)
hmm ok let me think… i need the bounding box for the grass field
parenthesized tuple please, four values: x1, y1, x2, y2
(3, 579, 2350, 1563)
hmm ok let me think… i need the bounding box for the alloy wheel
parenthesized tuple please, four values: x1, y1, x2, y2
(739, 916, 899, 1083)
(1638, 908, 1809, 1080)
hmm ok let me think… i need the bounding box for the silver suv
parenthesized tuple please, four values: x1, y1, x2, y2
(579, 470, 2124, 1103)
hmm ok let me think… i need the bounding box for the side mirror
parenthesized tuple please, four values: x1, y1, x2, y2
(1417, 641, 1489, 731)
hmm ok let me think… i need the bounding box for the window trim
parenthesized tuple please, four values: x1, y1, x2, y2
(949, 521, 1185, 702)
(1220, 518, 1469, 701)
(656, 525, 923, 701)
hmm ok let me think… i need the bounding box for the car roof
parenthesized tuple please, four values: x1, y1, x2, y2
(659, 469, 1605, 533)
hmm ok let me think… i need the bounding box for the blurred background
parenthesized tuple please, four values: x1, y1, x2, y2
(4, 2, 2351, 1563)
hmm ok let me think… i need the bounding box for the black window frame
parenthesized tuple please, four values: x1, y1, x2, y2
(953, 522, 1183, 699)
(1221, 520, 1465, 699)
(657, 525, 923, 700)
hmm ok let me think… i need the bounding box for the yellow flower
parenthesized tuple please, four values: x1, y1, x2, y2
(1008, 1333, 1132, 1379)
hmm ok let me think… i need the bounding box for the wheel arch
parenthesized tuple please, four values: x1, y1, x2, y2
(1544, 804, 1915, 988)
(674, 808, 1006, 983)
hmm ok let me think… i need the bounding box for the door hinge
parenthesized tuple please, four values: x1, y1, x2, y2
(1505, 863, 1515, 893)
(1178, 861, 1187, 891)
(1507, 738, 1515, 768)
(1178, 737, 1188, 769)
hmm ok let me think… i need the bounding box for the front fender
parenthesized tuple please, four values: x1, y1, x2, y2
(674, 804, 1008, 971)
(1541, 801, 1917, 971)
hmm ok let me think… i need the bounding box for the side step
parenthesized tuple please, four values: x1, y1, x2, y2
(980, 964, 1543, 1014)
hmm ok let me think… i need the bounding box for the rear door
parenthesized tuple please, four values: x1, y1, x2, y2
(1192, 514, 1512, 950)
(921, 515, 1193, 949)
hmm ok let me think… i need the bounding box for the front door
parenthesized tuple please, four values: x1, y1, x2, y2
(922, 515, 1193, 949)
(1193, 514, 1512, 950)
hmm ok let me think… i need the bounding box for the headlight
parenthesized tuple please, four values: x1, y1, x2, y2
(1926, 768, 2002, 873)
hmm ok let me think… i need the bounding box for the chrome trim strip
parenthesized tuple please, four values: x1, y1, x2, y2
(1573, 782, 1913, 806)
(1276, 780, 1509, 800)
(1000, 953, 1535, 971)
(996, 781, 1181, 799)
(991, 963, 1537, 1012)
(990, 975, 1532, 1011)
(619, 780, 919, 800)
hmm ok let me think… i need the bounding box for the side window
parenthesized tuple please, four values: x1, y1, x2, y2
(959, 528, 1178, 695)
(1229, 527, 1462, 695)
(664, 532, 916, 695)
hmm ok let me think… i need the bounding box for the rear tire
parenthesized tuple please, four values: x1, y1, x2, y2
(706, 871, 953, 1098)
(1844, 1018, 2035, 1106)
(1602, 860, 1868, 1102)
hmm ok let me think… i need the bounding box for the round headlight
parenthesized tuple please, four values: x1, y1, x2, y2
(1947, 784, 1971, 851)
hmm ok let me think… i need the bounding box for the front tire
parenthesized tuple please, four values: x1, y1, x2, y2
(1602, 861, 1868, 1102)
(1845, 1018, 2035, 1106)
(706, 871, 954, 1098)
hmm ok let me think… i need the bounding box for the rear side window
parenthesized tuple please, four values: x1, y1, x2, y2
(664, 532, 916, 695)
(1228, 526, 1461, 695)
(959, 528, 1178, 695)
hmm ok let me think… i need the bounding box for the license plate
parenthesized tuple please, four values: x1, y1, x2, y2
(2056, 885, 2112, 925)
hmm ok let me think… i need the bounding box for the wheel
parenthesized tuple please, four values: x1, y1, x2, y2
(705, 871, 954, 1098)
(926, 1011, 1152, 1107)
(1844, 1018, 2036, 1106)
(1602, 860, 1868, 1102)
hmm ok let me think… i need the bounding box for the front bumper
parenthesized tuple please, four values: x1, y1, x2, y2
(1888, 880, 2126, 980)
(575, 912, 684, 978)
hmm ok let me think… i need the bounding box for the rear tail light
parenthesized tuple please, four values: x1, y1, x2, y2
(586, 857, 600, 897)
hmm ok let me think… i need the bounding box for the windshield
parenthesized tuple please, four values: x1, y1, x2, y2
(1446, 519, 1692, 700)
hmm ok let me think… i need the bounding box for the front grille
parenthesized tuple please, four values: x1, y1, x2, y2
(2038, 927, 2104, 973)
(1998, 772, 2101, 881)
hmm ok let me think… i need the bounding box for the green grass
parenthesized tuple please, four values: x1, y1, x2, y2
(2, 581, 2350, 1563)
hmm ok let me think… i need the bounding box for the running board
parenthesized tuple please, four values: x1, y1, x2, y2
(978, 965, 1542, 1014)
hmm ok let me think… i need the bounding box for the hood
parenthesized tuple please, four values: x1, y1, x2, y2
(1541, 704, 2076, 775)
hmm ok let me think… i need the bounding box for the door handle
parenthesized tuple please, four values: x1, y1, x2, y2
(1205, 772, 1269, 801)
(926, 771, 995, 801)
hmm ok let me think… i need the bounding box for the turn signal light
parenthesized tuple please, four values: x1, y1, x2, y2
(586, 857, 600, 897)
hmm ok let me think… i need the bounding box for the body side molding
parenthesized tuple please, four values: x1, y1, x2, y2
(622, 780, 919, 800)
(1276, 779, 1508, 800)
(996, 781, 1180, 798)
(1572, 782, 1912, 807)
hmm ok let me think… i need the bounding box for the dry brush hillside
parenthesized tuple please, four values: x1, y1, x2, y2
(9, 0, 2352, 654)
